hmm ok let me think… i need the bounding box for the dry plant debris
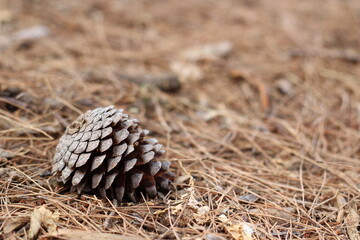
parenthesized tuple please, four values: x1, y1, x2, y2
(52, 105, 174, 203)
(0, 25, 49, 50)
(0, 0, 360, 239)
(117, 72, 181, 93)
(181, 41, 233, 62)
(57, 228, 146, 240)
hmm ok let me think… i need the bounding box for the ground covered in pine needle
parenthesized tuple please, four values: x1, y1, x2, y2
(0, 0, 360, 239)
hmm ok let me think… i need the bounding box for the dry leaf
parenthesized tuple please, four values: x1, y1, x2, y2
(0, 149, 16, 158)
(0, 25, 49, 50)
(218, 214, 229, 223)
(13, 25, 49, 42)
(336, 193, 360, 240)
(3, 217, 28, 234)
(29, 206, 59, 239)
(0, 9, 12, 23)
(225, 223, 254, 240)
(116, 72, 181, 92)
(181, 41, 233, 62)
(0, 167, 21, 179)
(205, 233, 226, 240)
(346, 208, 360, 240)
(197, 206, 210, 215)
(170, 61, 203, 82)
(175, 174, 192, 184)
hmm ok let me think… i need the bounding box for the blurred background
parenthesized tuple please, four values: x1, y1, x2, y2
(0, 0, 359, 112)
(1, 0, 360, 239)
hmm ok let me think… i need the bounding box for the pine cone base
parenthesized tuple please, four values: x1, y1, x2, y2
(52, 105, 174, 202)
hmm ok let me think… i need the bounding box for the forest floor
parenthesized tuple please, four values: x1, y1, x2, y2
(0, 0, 359, 239)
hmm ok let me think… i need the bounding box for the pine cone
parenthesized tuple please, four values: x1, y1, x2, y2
(52, 105, 174, 202)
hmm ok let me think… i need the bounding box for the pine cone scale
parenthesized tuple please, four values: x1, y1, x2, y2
(90, 130, 101, 141)
(74, 142, 87, 154)
(130, 172, 143, 189)
(124, 158, 137, 172)
(99, 138, 113, 152)
(105, 171, 119, 189)
(113, 143, 127, 156)
(72, 166, 88, 186)
(114, 129, 129, 144)
(92, 172, 103, 188)
(101, 127, 113, 139)
(75, 153, 91, 168)
(107, 156, 122, 172)
(86, 140, 100, 152)
(91, 154, 106, 171)
(80, 132, 91, 141)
